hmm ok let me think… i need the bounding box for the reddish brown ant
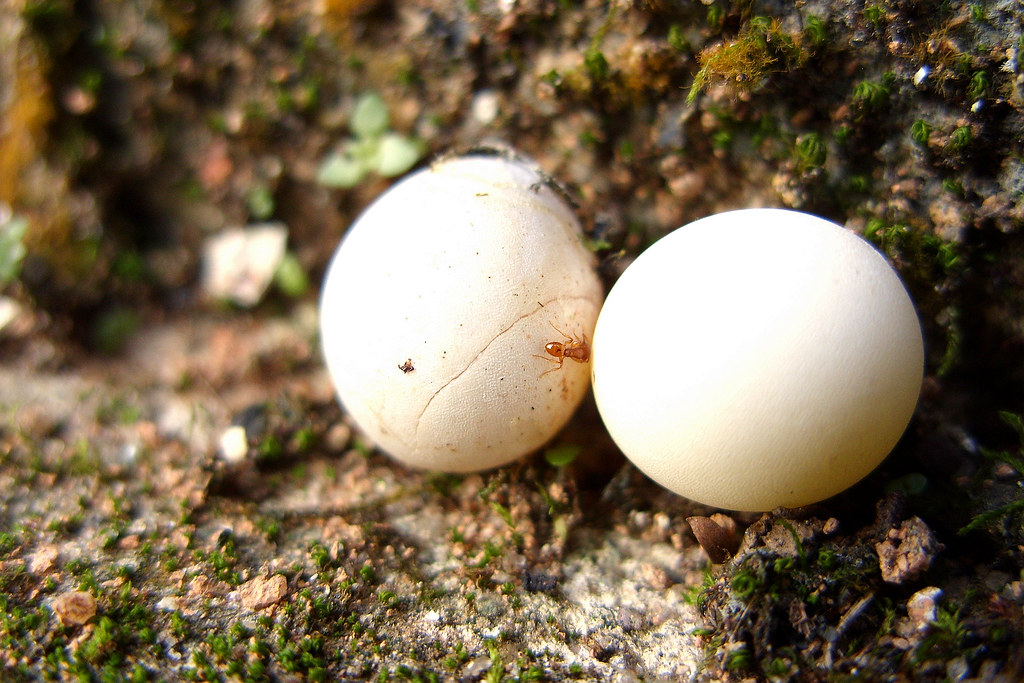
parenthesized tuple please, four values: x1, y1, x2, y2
(535, 322, 591, 377)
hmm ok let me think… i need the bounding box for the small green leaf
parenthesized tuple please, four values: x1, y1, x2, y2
(0, 214, 28, 285)
(246, 184, 275, 220)
(316, 149, 368, 188)
(350, 92, 390, 139)
(274, 252, 309, 298)
(997, 411, 1024, 445)
(371, 133, 423, 178)
(545, 444, 581, 467)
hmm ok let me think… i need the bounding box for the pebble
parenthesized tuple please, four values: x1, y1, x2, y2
(899, 586, 942, 636)
(913, 65, 931, 87)
(471, 90, 500, 125)
(218, 425, 249, 463)
(51, 590, 97, 626)
(0, 297, 26, 337)
(201, 223, 288, 306)
(237, 573, 289, 610)
(875, 517, 943, 584)
(28, 545, 59, 575)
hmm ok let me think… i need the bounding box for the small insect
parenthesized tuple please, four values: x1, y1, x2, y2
(398, 359, 415, 373)
(535, 322, 591, 377)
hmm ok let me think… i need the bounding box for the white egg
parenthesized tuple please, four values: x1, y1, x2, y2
(320, 155, 602, 472)
(592, 208, 924, 512)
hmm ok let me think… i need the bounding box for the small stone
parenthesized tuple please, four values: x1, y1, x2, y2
(471, 90, 500, 125)
(640, 563, 671, 590)
(117, 535, 141, 550)
(156, 596, 182, 612)
(522, 570, 557, 593)
(462, 656, 493, 678)
(189, 574, 232, 598)
(238, 574, 288, 610)
(201, 223, 288, 307)
(0, 297, 27, 337)
(875, 517, 943, 584)
(28, 546, 59, 575)
(51, 591, 97, 626)
(913, 65, 931, 87)
(324, 423, 352, 451)
(946, 655, 969, 681)
(218, 425, 249, 463)
(902, 586, 942, 635)
(617, 607, 648, 632)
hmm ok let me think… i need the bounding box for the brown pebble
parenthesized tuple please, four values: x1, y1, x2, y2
(28, 546, 60, 575)
(52, 590, 97, 626)
(238, 574, 288, 610)
(875, 516, 943, 584)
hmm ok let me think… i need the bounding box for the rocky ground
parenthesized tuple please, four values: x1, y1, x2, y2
(1, 0, 1023, 680)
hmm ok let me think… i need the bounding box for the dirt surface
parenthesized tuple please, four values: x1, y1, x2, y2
(2, 0, 1024, 681)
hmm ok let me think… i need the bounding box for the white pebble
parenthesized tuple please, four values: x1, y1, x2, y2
(201, 223, 288, 307)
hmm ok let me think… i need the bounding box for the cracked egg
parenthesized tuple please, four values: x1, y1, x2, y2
(320, 154, 603, 472)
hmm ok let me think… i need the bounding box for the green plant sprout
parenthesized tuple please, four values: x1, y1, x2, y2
(948, 125, 973, 151)
(274, 252, 310, 297)
(793, 132, 826, 172)
(910, 119, 933, 146)
(544, 444, 581, 467)
(961, 411, 1024, 535)
(852, 79, 890, 111)
(0, 208, 28, 286)
(317, 92, 424, 189)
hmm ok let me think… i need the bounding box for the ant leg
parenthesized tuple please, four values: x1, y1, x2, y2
(534, 354, 564, 377)
(548, 320, 573, 342)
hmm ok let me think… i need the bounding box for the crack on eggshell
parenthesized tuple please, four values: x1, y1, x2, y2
(412, 295, 597, 450)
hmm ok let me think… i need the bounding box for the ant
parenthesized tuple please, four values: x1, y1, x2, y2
(535, 322, 591, 377)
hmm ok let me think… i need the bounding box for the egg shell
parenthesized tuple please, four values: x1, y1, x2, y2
(320, 155, 603, 472)
(591, 208, 924, 512)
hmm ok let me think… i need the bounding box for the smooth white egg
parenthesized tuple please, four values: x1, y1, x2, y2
(320, 155, 602, 472)
(592, 208, 924, 512)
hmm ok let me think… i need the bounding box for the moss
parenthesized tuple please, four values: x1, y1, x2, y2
(667, 24, 689, 52)
(706, 4, 725, 29)
(803, 15, 827, 47)
(688, 16, 810, 103)
(793, 132, 826, 173)
(947, 125, 973, 152)
(851, 78, 891, 112)
(698, 517, 888, 678)
(967, 70, 990, 100)
(960, 412, 1024, 537)
(911, 119, 934, 146)
(863, 4, 890, 30)
(309, 541, 331, 570)
(583, 49, 610, 83)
